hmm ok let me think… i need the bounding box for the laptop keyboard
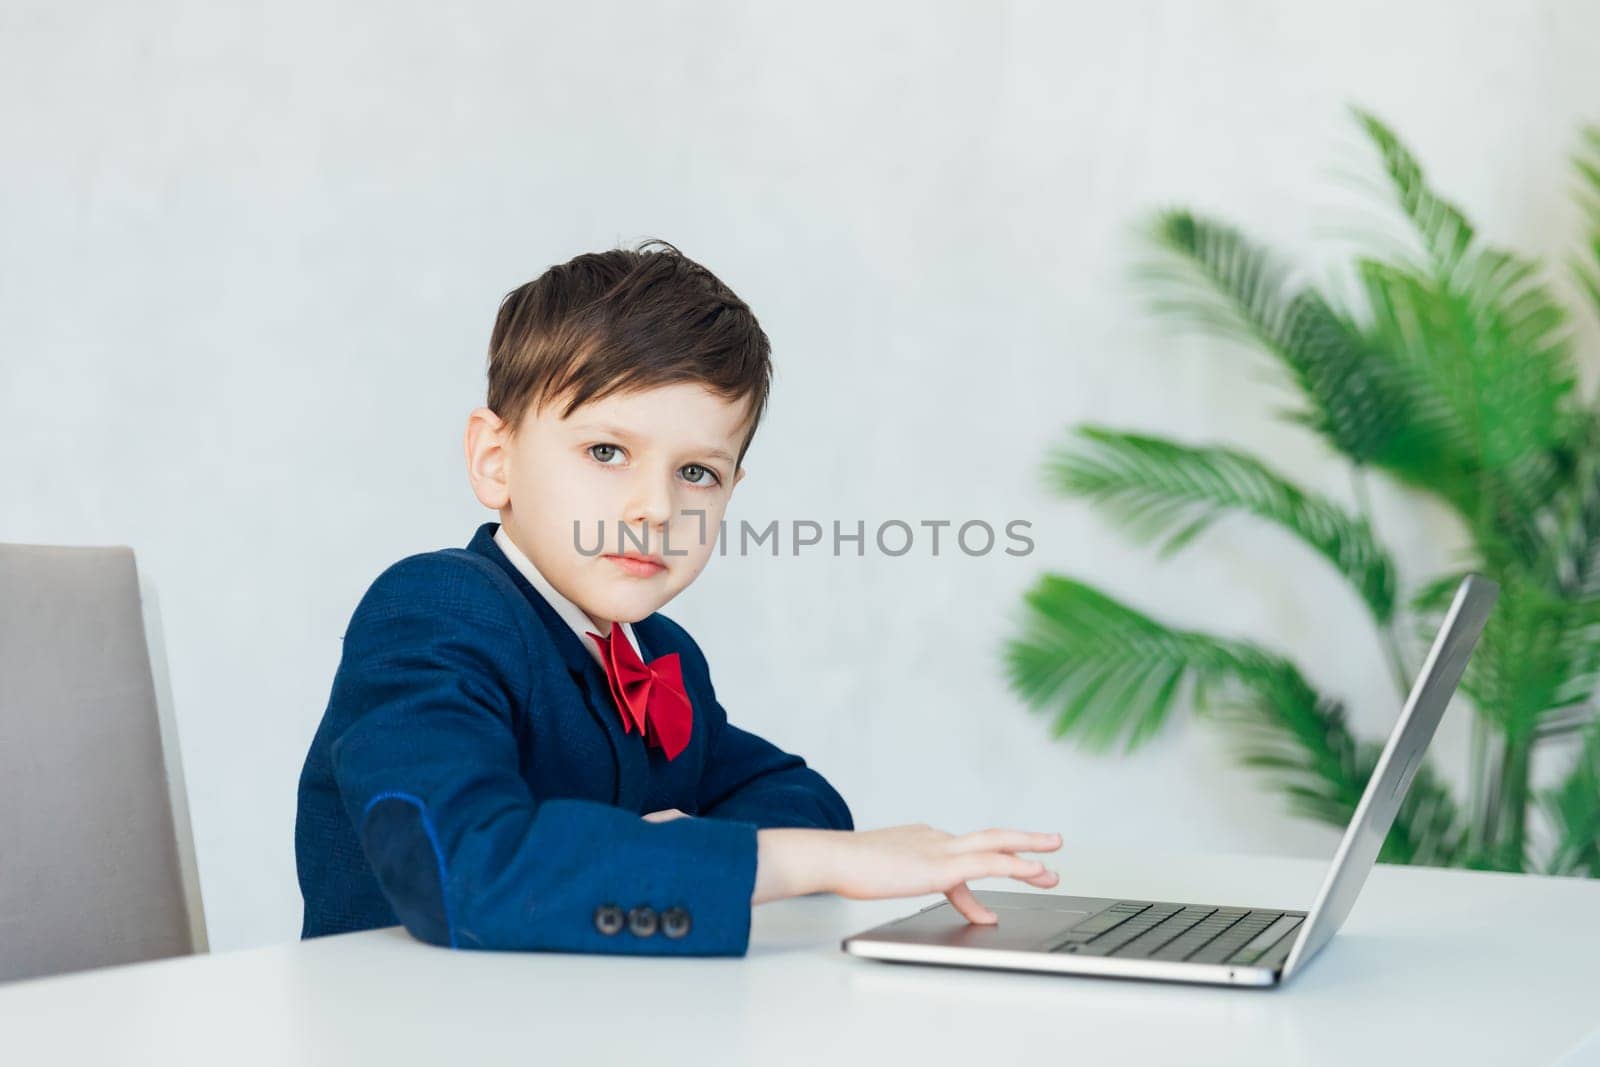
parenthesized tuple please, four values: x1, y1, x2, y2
(1045, 902, 1305, 967)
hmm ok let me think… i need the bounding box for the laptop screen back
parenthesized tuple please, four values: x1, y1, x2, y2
(1281, 574, 1498, 976)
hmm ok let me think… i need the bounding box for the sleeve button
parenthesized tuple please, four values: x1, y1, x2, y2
(593, 903, 625, 936)
(627, 905, 659, 937)
(661, 906, 692, 939)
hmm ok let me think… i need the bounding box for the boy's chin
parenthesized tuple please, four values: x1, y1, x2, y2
(584, 578, 676, 624)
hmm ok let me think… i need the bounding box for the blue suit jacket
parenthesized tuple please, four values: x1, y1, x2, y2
(295, 521, 852, 955)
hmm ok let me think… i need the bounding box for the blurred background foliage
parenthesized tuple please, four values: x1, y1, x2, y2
(1005, 108, 1600, 876)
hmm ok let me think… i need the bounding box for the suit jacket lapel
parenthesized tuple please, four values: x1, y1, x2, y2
(465, 522, 649, 811)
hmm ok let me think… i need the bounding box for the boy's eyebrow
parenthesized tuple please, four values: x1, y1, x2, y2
(570, 422, 637, 440)
(571, 423, 736, 464)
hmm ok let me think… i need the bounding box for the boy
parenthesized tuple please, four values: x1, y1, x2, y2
(295, 240, 1061, 955)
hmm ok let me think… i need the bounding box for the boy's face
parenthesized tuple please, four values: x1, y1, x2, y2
(466, 381, 749, 631)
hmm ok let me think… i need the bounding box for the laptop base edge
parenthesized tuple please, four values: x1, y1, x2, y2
(839, 937, 1282, 988)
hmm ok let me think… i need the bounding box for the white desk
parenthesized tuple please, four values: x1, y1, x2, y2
(3, 846, 1597, 1066)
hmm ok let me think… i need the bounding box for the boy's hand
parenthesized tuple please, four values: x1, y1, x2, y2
(753, 824, 1063, 924)
(642, 808, 690, 823)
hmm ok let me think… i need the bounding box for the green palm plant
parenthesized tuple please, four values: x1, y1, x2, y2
(1005, 109, 1600, 876)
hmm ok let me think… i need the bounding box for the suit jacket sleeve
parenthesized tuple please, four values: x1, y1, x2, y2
(327, 552, 759, 955)
(673, 626, 854, 832)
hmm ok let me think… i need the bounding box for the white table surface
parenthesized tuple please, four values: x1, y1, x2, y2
(3, 845, 1597, 1066)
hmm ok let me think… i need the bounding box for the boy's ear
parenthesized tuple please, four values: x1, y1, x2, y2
(465, 407, 512, 509)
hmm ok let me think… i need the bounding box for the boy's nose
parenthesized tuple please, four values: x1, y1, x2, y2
(622, 479, 674, 536)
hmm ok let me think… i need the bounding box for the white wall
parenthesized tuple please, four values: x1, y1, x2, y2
(4, 0, 1598, 952)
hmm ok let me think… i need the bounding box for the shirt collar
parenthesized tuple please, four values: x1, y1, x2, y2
(493, 524, 640, 667)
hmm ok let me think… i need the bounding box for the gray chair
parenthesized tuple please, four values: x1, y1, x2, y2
(0, 544, 207, 983)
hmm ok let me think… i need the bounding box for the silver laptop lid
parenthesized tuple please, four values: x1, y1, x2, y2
(1281, 574, 1498, 976)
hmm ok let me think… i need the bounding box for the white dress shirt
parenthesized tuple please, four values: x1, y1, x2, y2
(493, 524, 642, 667)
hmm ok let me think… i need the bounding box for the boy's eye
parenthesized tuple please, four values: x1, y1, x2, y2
(588, 444, 719, 486)
(681, 464, 721, 487)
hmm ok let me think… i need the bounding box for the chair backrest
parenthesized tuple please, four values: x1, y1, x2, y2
(0, 544, 207, 983)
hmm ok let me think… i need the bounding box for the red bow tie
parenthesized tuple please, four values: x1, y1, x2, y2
(585, 624, 693, 761)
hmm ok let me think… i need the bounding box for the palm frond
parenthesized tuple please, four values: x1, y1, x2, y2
(1358, 252, 1578, 546)
(1352, 108, 1476, 271)
(1571, 125, 1600, 325)
(1541, 715, 1600, 876)
(1140, 209, 1414, 466)
(1004, 575, 1464, 858)
(1349, 112, 1582, 557)
(1360, 254, 1575, 467)
(1044, 426, 1397, 622)
(1208, 692, 1370, 830)
(1411, 574, 1600, 735)
(1528, 413, 1600, 598)
(1003, 575, 1229, 754)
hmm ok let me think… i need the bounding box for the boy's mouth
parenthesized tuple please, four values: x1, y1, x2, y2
(603, 553, 667, 577)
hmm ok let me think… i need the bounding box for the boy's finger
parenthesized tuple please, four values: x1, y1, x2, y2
(1020, 867, 1060, 888)
(945, 883, 997, 924)
(947, 829, 1062, 855)
(957, 853, 1044, 883)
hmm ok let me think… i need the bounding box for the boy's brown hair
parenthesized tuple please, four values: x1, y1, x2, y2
(487, 239, 773, 469)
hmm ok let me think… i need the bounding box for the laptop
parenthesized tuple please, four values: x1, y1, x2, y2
(841, 574, 1498, 988)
